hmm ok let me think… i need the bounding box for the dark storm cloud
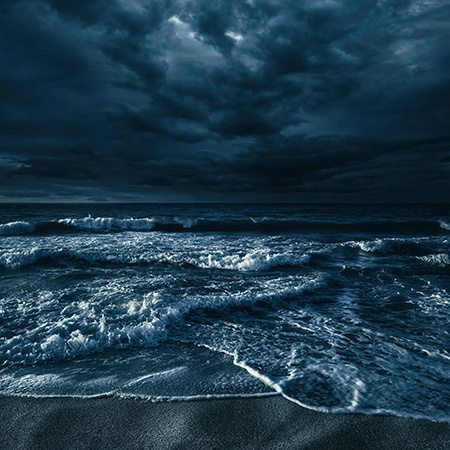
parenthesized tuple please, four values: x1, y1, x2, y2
(222, 133, 450, 200)
(0, 0, 449, 201)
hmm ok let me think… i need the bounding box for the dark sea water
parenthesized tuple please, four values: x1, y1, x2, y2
(0, 203, 449, 421)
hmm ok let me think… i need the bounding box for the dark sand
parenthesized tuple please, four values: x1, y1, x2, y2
(0, 395, 449, 450)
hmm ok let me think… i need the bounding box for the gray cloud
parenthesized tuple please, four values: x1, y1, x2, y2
(0, 0, 449, 202)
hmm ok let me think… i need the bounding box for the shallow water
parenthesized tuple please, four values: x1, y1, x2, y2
(0, 203, 449, 421)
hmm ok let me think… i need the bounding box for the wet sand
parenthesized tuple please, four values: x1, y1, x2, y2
(0, 394, 449, 449)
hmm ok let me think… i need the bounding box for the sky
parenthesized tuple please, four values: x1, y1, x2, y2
(0, 0, 449, 203)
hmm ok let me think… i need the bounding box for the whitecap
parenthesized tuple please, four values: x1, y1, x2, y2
(0, 221, 35, 236)
(59, 217, 156, 232)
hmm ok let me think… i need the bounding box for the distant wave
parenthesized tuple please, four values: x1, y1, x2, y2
(59, 217, 158, 232)
(345, 238, 437, 256)
(1, 216, 450, 235)
(0, 221, 35, 236)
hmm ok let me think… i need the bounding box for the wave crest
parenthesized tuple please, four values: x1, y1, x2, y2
(440, 220, 450, 231)
(59, 217, 157, 232)
(0, 245, 313, 272)
(417, 253, 450, 267)
(346, 238, 435, 256)
(194, 251, 311, 271)
(0, 221, 35, 236)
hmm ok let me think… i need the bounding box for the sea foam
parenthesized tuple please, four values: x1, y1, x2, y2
(0, 275, 325, 366)
(417, 253, 450, 267)
(0, 234, 315, 271)
(59, 217, 157, 232)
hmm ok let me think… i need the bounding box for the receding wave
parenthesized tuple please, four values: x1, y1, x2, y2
(1, 216, 450, 235)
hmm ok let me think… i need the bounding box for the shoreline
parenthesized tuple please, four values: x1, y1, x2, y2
(0, 394, 449, 449)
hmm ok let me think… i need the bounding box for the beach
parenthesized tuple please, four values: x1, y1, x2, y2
(1, 204, 450, 447)
(1, 395, 449, 450)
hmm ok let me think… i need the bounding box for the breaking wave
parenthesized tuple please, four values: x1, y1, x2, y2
(0, 246, 314, 272)
(417, 253, 450, 267)
(0, 221, 35, 236)
(0, 276, 324, 366)
(59, 217, 158, 232)
(345, 238, 437, 256)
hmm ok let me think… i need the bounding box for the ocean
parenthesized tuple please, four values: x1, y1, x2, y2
(0, 203, 449, 422)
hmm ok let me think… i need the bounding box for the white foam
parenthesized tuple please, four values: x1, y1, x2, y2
(233, 355, 283, 394)
(194, 250, 311, 271)
(122, 367, 189, 388)
(0, 247, 43, 270)
(347, 238, 387, 253)
(114, 392, 279, 402)
(0, 234, 317, 272)
(0, 272, 325, 366)
(211, 348, 367, 415)
(439, 220, 450, 231)
(58, 216, 202, 232)
(417, 253, 449, 267)
(0, 221, 35, 236)
(346, 237, 438, 255)
(59, 216, 156, 232)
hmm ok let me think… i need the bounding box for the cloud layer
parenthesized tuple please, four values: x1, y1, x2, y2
(1, 0, 449, 201)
